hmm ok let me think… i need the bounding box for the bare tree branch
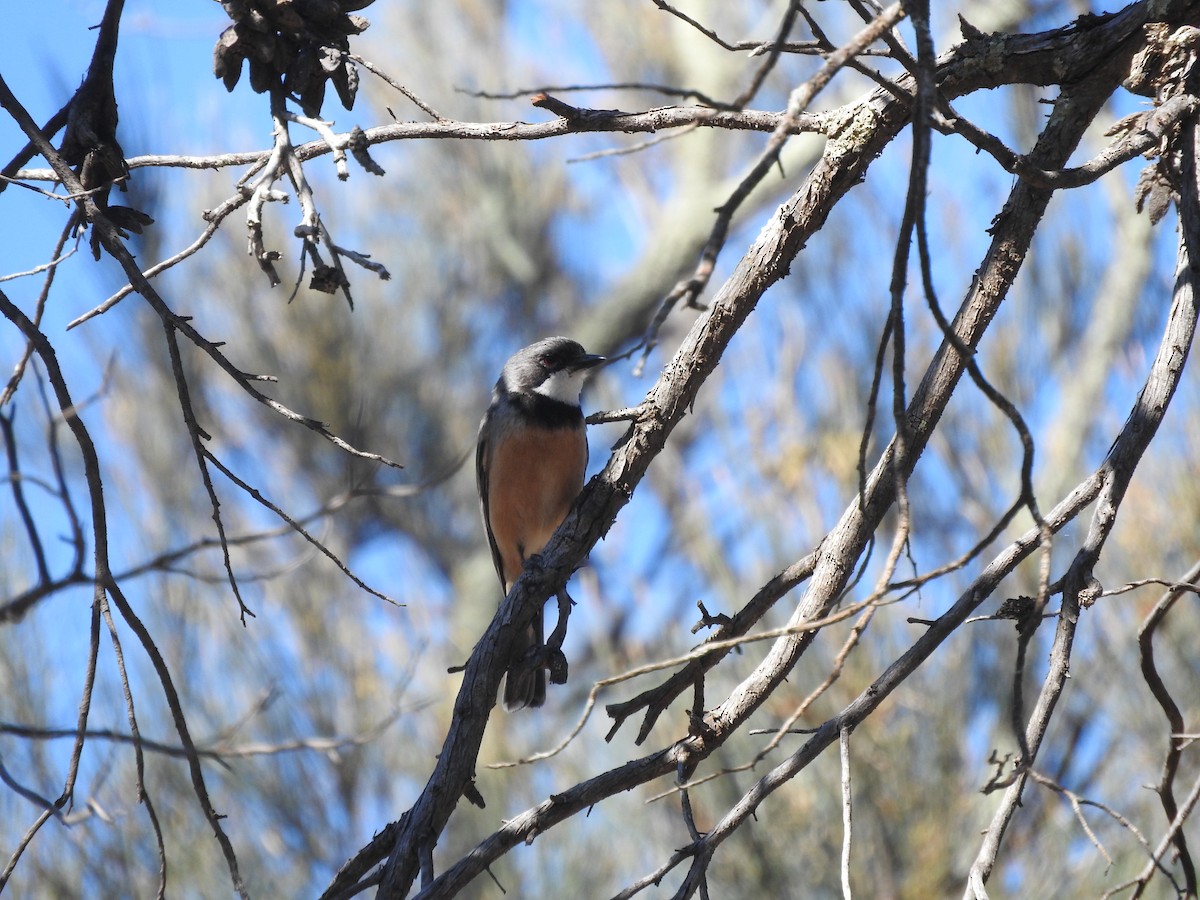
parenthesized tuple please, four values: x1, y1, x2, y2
(1136, 557, 1200, 895)
(6, 2, 1200, 896)
(318, 6, 1200, 898)
(968, 47, 1200, 891)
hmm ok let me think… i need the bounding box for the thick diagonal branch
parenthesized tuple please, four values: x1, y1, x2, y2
(323, 5, 1200, 898)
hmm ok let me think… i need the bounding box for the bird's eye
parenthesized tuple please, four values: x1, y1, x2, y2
(539, 355, 553, 368)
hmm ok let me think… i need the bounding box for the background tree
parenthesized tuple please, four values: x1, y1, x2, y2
(2, 1, 1200, 898)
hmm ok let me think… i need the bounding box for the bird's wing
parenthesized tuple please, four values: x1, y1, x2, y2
(476, 406, 506, 589)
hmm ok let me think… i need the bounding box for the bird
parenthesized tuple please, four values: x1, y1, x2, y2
(476, 336, 605, 709)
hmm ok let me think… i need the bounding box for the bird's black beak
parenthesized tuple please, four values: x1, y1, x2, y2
(575, 353, 606, 372)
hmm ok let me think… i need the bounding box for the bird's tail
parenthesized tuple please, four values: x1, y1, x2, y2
(503, 606, 546, 710)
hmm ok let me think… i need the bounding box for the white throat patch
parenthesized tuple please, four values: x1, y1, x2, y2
(533, 367, 589, 405)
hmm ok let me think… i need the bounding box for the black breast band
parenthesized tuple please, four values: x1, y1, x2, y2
(508, 392, 584, 430)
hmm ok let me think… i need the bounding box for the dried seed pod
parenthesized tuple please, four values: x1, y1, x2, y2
(332, 58, 359, 110)
(285, 44, 317, 95)
(336, 14, 370, 35)
(294, 0, 343, 26)
(300, 77, 327, 117)
(267, 1, 306, 32)
(249, 57, 276, 94)
(318, 45, 343, 74)
(212, 26, 245, 91)
(244, 7, 271, 33)
(213, 0, 373, 112)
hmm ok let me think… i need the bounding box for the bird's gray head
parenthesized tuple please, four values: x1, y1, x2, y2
(499, 336, 605, 404)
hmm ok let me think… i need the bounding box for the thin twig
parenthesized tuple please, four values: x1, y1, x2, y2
(840, 726, 853, 899)
(1117, 771, 1200, 898)
(349, 54, 443, 121)
(636, 1, 907, 379)
(203, 450, 401, 608)
(162, 320, 256, 624)
(2, 220, 76, 403)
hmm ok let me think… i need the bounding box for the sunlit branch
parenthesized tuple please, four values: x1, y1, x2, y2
(967, 76, 1200, 893)
(934, 94, 1200, 189)
(12, 105, 828, 186)
(1135, 557, 1200, 895)
(635, 2, 907, 370)
(476, 441, 1106, 900)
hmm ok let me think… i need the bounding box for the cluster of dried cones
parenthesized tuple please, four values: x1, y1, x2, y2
(212, 0, 375, 116)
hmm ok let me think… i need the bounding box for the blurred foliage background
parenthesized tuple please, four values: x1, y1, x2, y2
(1, 1, 1199, 897)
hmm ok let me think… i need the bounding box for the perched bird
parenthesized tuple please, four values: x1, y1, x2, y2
(476, 337, 604, 709)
